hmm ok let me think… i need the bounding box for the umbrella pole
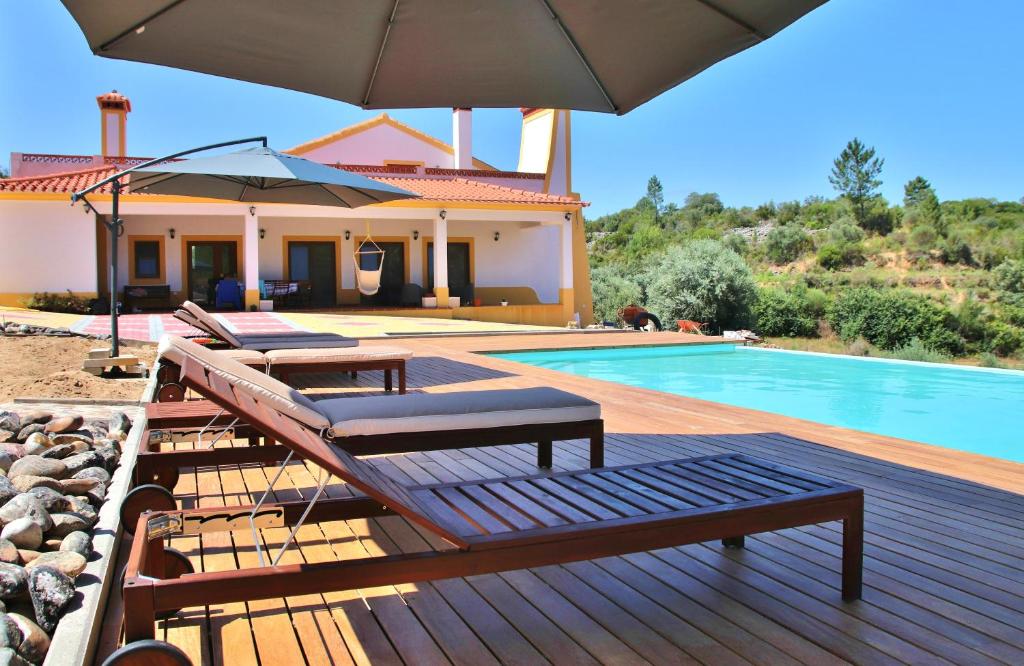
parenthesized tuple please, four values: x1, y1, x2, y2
(109, 179, 121, 358)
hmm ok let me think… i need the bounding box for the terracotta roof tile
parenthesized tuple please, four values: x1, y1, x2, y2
(0, 165, 586, 207)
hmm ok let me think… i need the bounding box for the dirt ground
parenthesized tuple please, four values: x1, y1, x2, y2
(0, 336, 157, 402)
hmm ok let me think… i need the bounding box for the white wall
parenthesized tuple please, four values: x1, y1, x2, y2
(0, 201, 97, 295)
(299, 123, 454, 168)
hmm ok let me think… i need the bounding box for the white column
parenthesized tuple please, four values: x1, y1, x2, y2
(244, 212, 260, 310)
(453, 108, 472, 169)
(433, 212, 449, 305)
(560, 217, 574, 290)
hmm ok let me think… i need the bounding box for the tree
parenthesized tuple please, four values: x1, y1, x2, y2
(903, 176, 943, 232)
(903, 176, 933, 208)
(644, 240, 757, 332)
(645, 175, 664, 217)
(764, 224, 811, 264)
(0, 166, 8, 179)
(829, 138, 884, 228)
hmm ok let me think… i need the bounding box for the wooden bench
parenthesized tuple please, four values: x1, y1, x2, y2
(123, 284, 171, 311)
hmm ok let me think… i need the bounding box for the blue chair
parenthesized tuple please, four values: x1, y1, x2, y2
(214, 277, 242, 310)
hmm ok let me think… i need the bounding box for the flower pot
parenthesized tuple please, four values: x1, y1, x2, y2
(421, 296, 437, 308)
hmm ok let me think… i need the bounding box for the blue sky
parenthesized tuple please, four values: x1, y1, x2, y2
(2, 0, 1022, 217)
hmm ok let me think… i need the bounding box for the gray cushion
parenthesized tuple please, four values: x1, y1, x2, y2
(320, 387, 600, 437)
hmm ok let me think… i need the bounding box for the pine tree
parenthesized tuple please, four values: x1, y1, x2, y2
(829, 138, 884, 228)
(646, 175, 665, 225)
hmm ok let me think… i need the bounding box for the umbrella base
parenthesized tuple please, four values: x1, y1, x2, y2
(82, 349, 148, 378)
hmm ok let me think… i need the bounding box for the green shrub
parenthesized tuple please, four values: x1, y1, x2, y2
(826, 288, 963, 353)
(887, 338, 950, 363)
(987, 322, 1024, 356)
(817, 241, 864, 270)
(827, 219, 865, 244)
(764, 224, 811, 264)
(993, 259, 1024, 306)
(26, 290, 91, 314)
(978, 352, 1005, 368)
(645, 240, 757, 332)
(1002, 305, 1024, 328)
(846, 337, 872, 356)
(590, 265, 643, 323)
(754, 288, 818, 337)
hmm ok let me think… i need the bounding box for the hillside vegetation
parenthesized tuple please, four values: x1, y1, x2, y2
(588, 139, 1024, 367)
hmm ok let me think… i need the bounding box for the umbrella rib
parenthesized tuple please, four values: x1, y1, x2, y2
(536, 0, 617, 113)
(695, 1, 767, 40)
(97, 0, 191, 52)
(321, 186, 354, 208)
(362, 0, 401, 106)
(129, 170, 188, 192)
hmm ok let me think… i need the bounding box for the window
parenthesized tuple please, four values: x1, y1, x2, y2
(134, 240, 161, 279)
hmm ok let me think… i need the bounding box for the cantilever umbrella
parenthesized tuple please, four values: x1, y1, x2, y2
(72, 138, 417, 359)
(60, 0, 826, 115)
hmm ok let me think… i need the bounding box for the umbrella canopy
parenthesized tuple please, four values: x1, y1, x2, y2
(61, 0, 826, 115)
(128, 146, 416, 207)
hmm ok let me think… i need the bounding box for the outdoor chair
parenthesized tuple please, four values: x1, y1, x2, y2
(114, 334, 864, 653)
(126, 335, 605, 524)
(175, 300, 358, 349)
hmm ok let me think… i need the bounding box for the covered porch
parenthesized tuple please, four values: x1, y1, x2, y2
(96, 200, 585, 328)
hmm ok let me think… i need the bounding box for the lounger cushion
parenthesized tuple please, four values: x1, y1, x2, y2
(180, 301, 241, 348)
(319, 387, 600, 438)
(235, 334, 359, 351)
(265, 346, 412, 366)
(218, 349, 267, 366)
(157, 335, 329, 430)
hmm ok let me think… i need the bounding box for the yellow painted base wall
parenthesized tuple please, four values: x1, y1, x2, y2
(452, 304, 568, 327)
(0, 293, 98, 308)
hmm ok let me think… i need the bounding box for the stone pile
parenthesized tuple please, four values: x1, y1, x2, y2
(0, 409, 127, 665)
(1, 323, 99, 340)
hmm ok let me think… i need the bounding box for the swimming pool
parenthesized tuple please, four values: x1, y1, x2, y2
(489, 344, 1024, 462)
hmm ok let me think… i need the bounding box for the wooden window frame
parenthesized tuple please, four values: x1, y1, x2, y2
(128, 235, 166, 284)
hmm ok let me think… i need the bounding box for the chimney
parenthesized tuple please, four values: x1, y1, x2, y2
(452, 108, 472, 169)
(97, 90, 131, 158)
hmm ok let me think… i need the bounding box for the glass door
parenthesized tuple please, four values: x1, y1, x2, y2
(186, 241, 238, 305)
(288, 241, 337, 307)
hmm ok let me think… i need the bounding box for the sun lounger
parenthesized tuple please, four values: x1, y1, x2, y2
(114, 335, 864, 652)
(158, 301, 409, 399)
(126, 336, 604, 522)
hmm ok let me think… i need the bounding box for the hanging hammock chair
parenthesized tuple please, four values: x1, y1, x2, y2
(354, 226, 386, 296)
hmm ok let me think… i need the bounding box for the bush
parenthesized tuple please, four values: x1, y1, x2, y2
(754, 288, 818, 337)
(826, 288, 963, 353)
(817, 241, 864, 270)
(846, 337, 872, 356)
(827, 218, 865, 244)
(25, 290, 91, 314)
(908, 225, 939, 253)
(645, 240, 757, 332)
(590, 265, 643, 323)
(987, 322, 1024, 356)
(764, 224, 811, 264)
(978, 352, 1005, 368)
(887, 338, 950, 363)
(993, 259, 1024, 306)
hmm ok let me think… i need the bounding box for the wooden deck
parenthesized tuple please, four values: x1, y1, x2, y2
(100, 333, 1024, 665)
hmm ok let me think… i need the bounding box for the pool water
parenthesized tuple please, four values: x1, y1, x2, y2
(490, 344, 1024, 462)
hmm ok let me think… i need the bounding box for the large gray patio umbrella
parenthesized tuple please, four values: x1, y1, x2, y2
(60, 0, 826, 115)
(72, 137, 417, 360)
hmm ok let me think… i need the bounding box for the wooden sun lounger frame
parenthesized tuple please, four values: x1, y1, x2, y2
(120, 355, 864, 644)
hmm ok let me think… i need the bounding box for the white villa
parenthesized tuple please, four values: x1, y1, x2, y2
(0, 92, 593, 327)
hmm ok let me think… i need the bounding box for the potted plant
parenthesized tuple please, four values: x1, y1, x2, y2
(500, 298, 509, 307)
(421, 292, 437, 308)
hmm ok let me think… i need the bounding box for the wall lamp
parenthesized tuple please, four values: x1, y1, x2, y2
(494, 231, 501, 242)
(564, 212, 572, 221)
(412, 230, 419, 240)
(439, 209, 447, 220)
(168, 228, 175, 239)
(344, 230, 351, 241)
(249, 206, 256, 216)
(259, 228, 266, 240)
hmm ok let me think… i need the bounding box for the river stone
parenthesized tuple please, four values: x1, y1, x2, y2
(58, 452, 101, 477)
(8, 612, 49, 663)
(28, 566, 73, 635)
(95, 438, 121, 454)
(7, 457, 66, 481)
(0, 565, 26, 600)
(58, 478, 99, 495)
(45, 514, 89, 539)
(0, 478, 16, 507)
(65, 498, 97, 527)
(13, 426, 42, 444)
(0, 418, 19, 435)
(48, 432, 92, 448)
(15, 553, 38, 566)
(109, 411, 131, 433)
(0, 647, 31, 666)
(42, 416, 82, 434)
(25, 552, 85, 579)
(0, 495, 51, 532)
(0, 543, 16, 567)
(41, 540, 61, 553)
(0, 448, 22, 466)
(39, 444, 80, 461)
(10, 477, 61, 494)
(72, 466, 110, 485)
(0, 614, 21, 650)
(0, 435, 12, 448)
(19, 434, 50, 458)
(0, 520, 40, 551)
(85, 484, 106, 507)
(25, 489, 65, 514)
(59, 532, 90, 559)
(94, 447, 119, 472)
(19, 413, 50, 427)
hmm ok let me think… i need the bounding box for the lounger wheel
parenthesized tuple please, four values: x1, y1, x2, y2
(120, 484, 176, 536)
(101, 639, 192, 666)
(146, 465, 180, 492)
(156, 383, 186, 402)
(155, 364, 180, 385)
(119, 548, 194, 619)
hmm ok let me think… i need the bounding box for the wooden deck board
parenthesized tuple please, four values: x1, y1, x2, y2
(99, 333, 1024, 664)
